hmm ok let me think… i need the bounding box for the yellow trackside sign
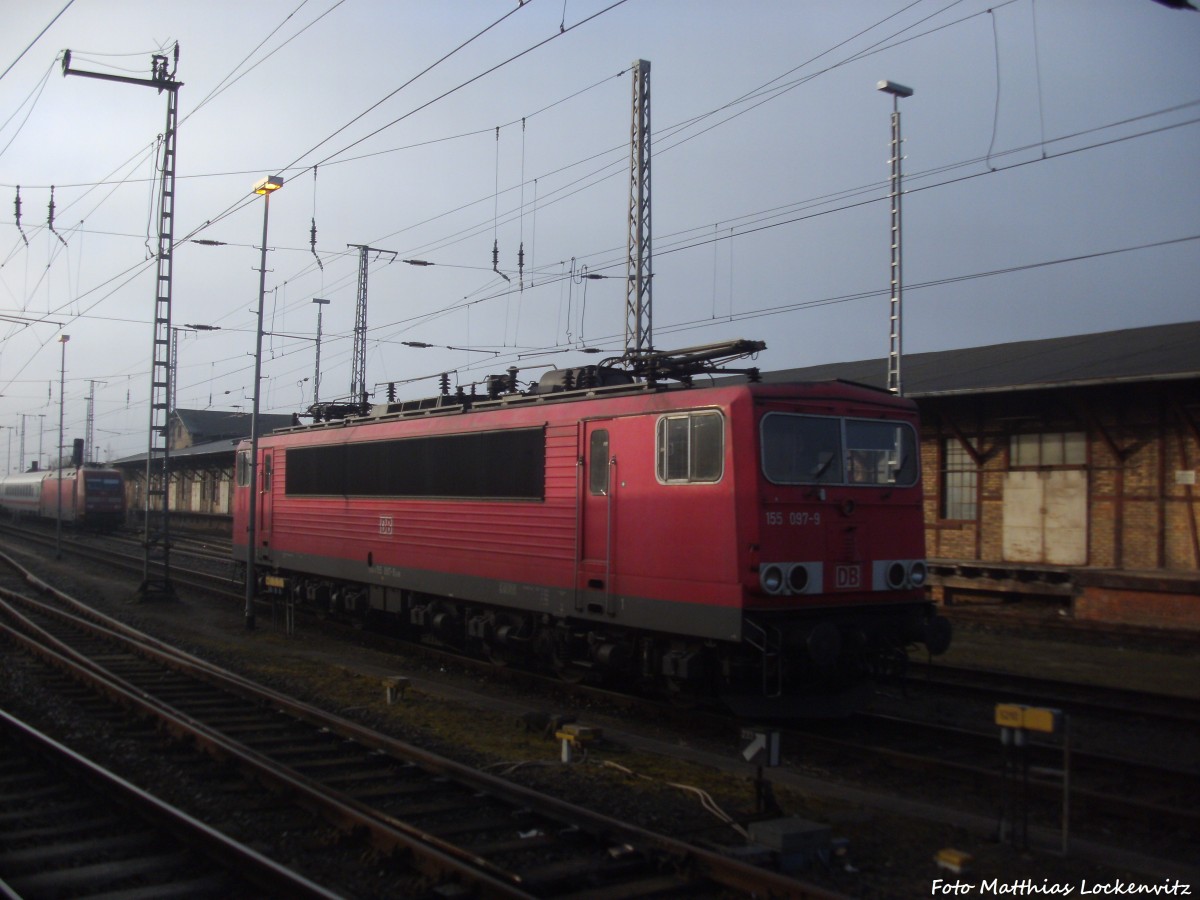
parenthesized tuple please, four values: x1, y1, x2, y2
(995, 703, 1062, 734)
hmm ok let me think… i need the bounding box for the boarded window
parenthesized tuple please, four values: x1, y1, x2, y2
(285, 427, 544, 500)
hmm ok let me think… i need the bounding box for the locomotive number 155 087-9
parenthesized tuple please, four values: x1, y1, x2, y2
(764, 511, 821, 526)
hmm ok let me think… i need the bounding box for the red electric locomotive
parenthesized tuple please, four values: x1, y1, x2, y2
(233, 345, 949, 715)
(0, 465, 126, 531)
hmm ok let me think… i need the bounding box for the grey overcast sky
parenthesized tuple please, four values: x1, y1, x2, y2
(1, 0, 1197, 463)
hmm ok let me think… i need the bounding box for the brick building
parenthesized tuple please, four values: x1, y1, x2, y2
(116, 409, 293, 528)
(763, 321, 1200, 631)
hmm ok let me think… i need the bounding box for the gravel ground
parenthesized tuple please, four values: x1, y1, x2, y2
(2, 540, 1197, 899)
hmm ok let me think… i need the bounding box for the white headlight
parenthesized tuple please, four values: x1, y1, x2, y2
(909, 561, 927, 587)
(760, 564, 784, 594)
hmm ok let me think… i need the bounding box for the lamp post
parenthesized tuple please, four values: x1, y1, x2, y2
(245, 175, 283, 630)
(877, 79, 913, 396)
(312, 297, 330, 407)
(56, 334, 70, 558)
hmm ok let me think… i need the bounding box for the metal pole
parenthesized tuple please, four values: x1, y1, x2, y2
(888, 95, 904, 395)
(56, 334, 69, 558)
(1062, 714, 1071, 855)
(312, 298, 329, 406)
(626, 59, 653, 359)
(245, 177, 281, 630)
(877, 80, 912, 396)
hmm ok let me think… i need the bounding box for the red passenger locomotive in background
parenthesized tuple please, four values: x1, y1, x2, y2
(233, 345, 950, 716)
(0, 464, 126, 531)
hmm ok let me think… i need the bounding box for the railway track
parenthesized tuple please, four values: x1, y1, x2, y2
(0, 708, 340, 900)
(907, 660, 1200, 726)
(3, 523, 1195, 867)
(0, 546, 835, 899)
(785, 709, 1199, 840)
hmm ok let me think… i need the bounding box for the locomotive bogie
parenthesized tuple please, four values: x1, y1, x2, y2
(234, 379, 949, 715)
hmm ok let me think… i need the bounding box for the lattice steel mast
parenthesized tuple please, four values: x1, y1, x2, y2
(878, 80, 913, 396)
(64, 45, 182, 600)
(84, 380, 105, 464)
(347, 244, 395, 412)
(626, 59, 652, 360)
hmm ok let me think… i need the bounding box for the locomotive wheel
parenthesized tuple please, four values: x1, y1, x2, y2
(482, 642, 509, 667)
(481, 613, 529, 667)
(662, 677, 699, 709)
(552, 659, 587, 684)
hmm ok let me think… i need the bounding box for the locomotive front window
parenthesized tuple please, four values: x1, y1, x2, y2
(845, 420, 917, 486)
(761, 415, 842, 484)
(84, 474, 122, 497)
(761, 414, 917, 487)
(656, 411, 723, 483)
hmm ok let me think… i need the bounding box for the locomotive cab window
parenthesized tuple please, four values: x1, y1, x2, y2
(236, 449, 250, 487)
(846, 419, 917, 485)
(761, 414, 842, 484)
(589, 429, 610, 495)
(761, 414, 917, 486)
(656, 411, 723, 483)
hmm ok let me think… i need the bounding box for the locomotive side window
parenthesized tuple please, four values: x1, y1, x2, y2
(236, 449, 251, 487)
(589, 429, 610, 495)
(761, 414, 917, 486)
(656, 411, 723, 483)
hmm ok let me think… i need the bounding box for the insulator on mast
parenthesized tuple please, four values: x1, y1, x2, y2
(309, 165, 322, 270)
(492, 238, 510, 282)
(14, 187, 28, 246)
(310, 218, 323, 270)
(47, 186, 68, 247)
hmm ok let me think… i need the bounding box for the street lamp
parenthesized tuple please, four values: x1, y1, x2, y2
(57, 334, 70, 558)
(877, 79, 913, 396)
(312, 297, 330, 407)
(245, 175, 283, 630)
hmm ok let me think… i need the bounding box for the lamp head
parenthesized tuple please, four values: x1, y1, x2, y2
(877, 80, 914, 98)
(58, 334, 70, 344)
(254, 175, 284, 195)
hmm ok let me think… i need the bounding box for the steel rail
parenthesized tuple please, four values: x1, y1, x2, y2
(0, 708, 342, 900)
(0, 553, 839, 899)
(0, 594, 541, 899)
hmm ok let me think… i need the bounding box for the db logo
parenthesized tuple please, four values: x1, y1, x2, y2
(835, 565, 861, 589)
